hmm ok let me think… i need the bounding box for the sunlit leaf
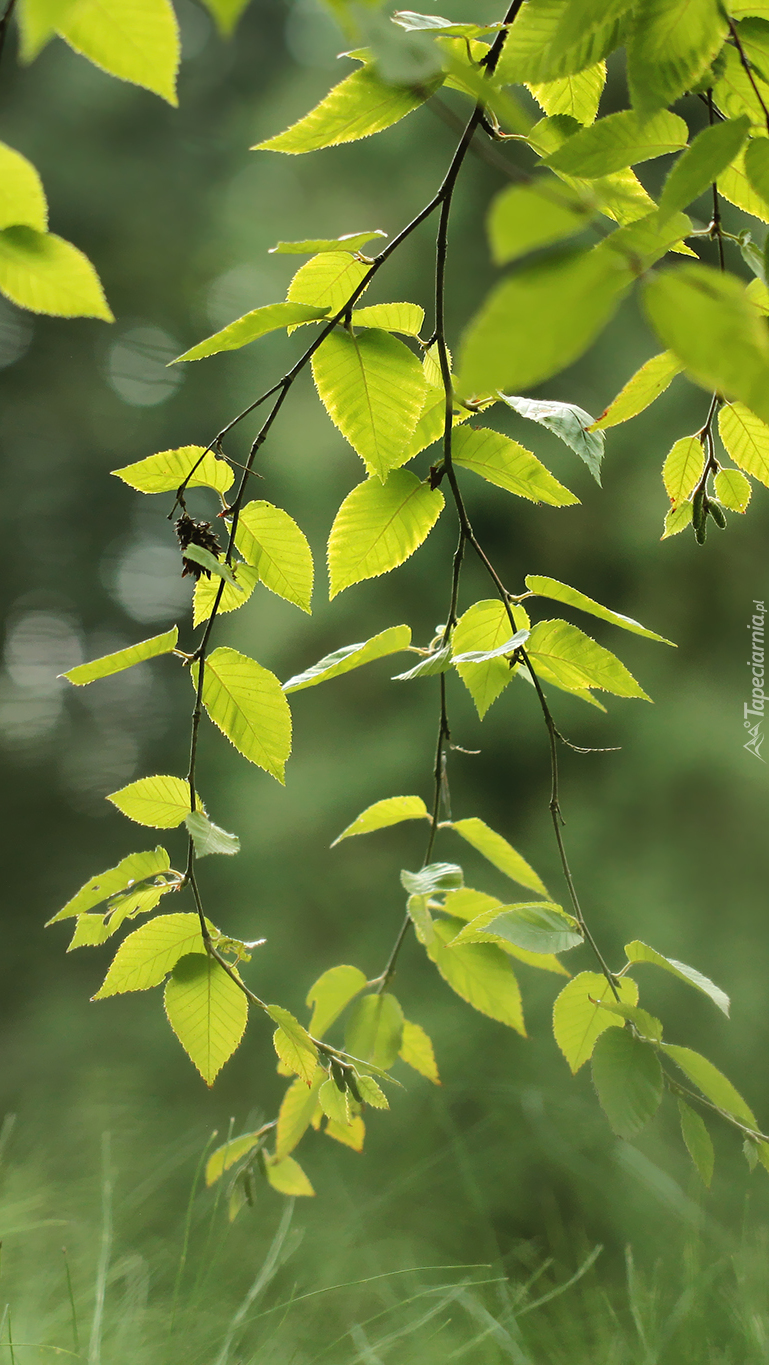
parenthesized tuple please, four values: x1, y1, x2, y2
(661, 1044, 757, 1127)
(400, 862, 463, 896)
(625, 940, 730, 1016)
(427, 916, 525, 1034)
(662, 436, 706, 507)
(591, 1028, 663, 1138)
(194, 647, 292, 783)
(0, 226, 112, 318)
(553, 971, 639, 1073)
(450, 816, 547, 896)
(345, 992, 404, 1069)
(205, 1131, 262, 1186)
(527, 61, 607, 126)
(62, 627, 178, 686)
(449, 902, 582, 955)
(399, 1018, 440, 1083)
(327, 470, 443, 598)
(331, 795, 429, 845)
(306, 965, 368, 1038)
(525, 575, 673, 644)
(58, 0, 181, 105)
(488, 176, 593, 265)
(659, 116, 750, 220)
(626, 0, 727, 116)
(544, 109, 688, 178)
(269, 230, 387, 255)
(452, 599, 529, 719)
(719, 401, 769, 487)
(498, 394, 605, 483)
(352, 302, 424, 334)
(172, 303, 330, 363)
(527, 619, 650, 699)
(287, 252, 371, 316)
(452, 426, 579, 507)
(164, 953, 247, 1084)
(185, 810, 240, 858)
(199, 0, 250, 36)
(112, 445, 234, 496)
(0, 142, 47, 231)
(590, 352, 683, 430)
(283, 624, 412, 692)
(234, 500, 313, 614)
(268, 1005, 318, 1085)
(108, 774, 193, 828)
(714, 467, 752, 511)
(48, 846, 171, 924)
(93, 912, 206, 998)
(276, 1071, 324, 1158)
(265, 1154, 315, 1196)
(255, 66, 438, 153)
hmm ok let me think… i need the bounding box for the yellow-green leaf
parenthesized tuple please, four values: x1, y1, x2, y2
(352, 302, 424, 335)
(172, 302, 329, 363)
(193, 563, 260, 628)
(17, 0, 78, 60)
(427, 915, 525, 1035)
(719, 401, 769, 487)
(527, 61, 606, 125)
(48, 846, 171, 923)
(553, 970, 639, 1073)
(715, 466, 752, 511)
(205, 1132, 263, 1186)
(452, 426, 578, 507)
(331, 795, 429, 845)
(345, 993, 404, 1069)
(662, 435, 705, 507)
(399, 1018, 440, 1083)
(268, 1004, 318, 1086)
(164, 953, 248, 1085)
(58, 0, 180, 105)
(661, 1044, 757, 1127)
(254, 66, 436, 153)
(626, 0, 727, 117)
(452, 599, 530, 719)
(199, 0, 250, 36)
(286, 252, 371, 316)
(276, 1071, 324, 1158)
(62, 627, 178, 686)
(677, 1099, 714, 1187)
(112, 445, 234, 496)
(283, 625, 412, 692)
(233, 500, 313, 614)
(195, 647, 292, 783)
(0, 226, 112, 319)
(450, 816, 547, 897)
(488, 176, 593, 266)
(0, 143, 47, 231)
(662, 501, 693, 539)
(318, 1076, 350, 1126)
(590, 352, 683, 430)
(270, 230, 387, 255)
(625, 939, 730, 1016)
(93, 912, 206, 998)
(524, 575, 673, 644)
(306, 964, 368, 1038)
(265, 1154, 315, 1196)
(527, 619, 651, 699)
(325, 1115, 366, 1150)
(107, 774, 195, 828)
(327, 470, 444, 599)
(719, 146, 769, 223)
(545, 109, 688, 178)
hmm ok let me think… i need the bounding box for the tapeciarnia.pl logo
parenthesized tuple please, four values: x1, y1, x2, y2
(744, 599, 766, 762)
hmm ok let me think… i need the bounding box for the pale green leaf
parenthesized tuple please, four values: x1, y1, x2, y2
(545, 109, 688, 179)
(62, 627, 178, 686)
(107, 774, 192, 828)
(488, 176, 593, 266)
(527, 619, 651, 699)
(276, 1071, 324, 1158)
(553, 971, 639, 1073)
(626, 0, 727, 116)
(67, 885, 172, 950)
(396, 385, 475, 461)
(715, 467, 752, 511)
(112, 445, 234, 496)
(283, 624, 411, 692)
(392, 12, 500, 37)
(391, 645, 452, 681)
(205, 1132, 263, 1186)
(318, 1076, 350, 1126)
(550, 0, 636, 58)
(265, 1154, 315, 1196)
(185, 810, 240, 858)
(287, 252, 371, 316)
(269, 1005, 318, 1085)
(659, 117, 751, 220)
(48, 846, 171, 924)
(625, 940, 730, 1016)
(312, 329, 427, 479)
(589, 352, 683, 430)
(528, 61, 607, 126)
(307, 965, 368, 1038)
(356, 1074, 389, 1109)
(600, 209, 695, 272)
(193, 564, 260, 628)
(450, 816, 547, 896)
(233, 500, 313, 614)
(662, 501, 693, 538)
(406, 893, 434, 946)
(195, 647, 291, 783)
(401, 862, 463, 896)
(399, 1018, 440, 1083)
(199, 0, 250, 36)
(172, 303, 329, 363)
(498, 394, 605, 483)
(0, 142, 47, 231)
(662, 436, 706, 507)
(327, 470, 443, 598)
(594, 1000, 663, 1042)
(452, 599, 530, 719)
(164, 953, 247, 1085)
(452, 426, 579, 507)
(718, 146, 769, 223)
(458, 247, 630, 397)
(255, 66, 435, 153)
(452, 630, 529, 665)
(678, 1099, 714, 1187)
(714, 43, 769, 128)
(17, 0, 78, 60)
(93, 912, 206, 998)
(661, 1044, 757, 1127)
(449, 902, 582, 955)
(427, 915, 526, 1035)
(345, 992, 404, 1069)
(0, 226, 112, 319)
(719, 401, 769, 486)
(325, 1114, 366, 1150)
(181, 544, 242, 591)
(58, 0, 180, 105)
(331, 795, 429, 845)
(352, 302, 424, 334)
(497, 1, 626, 85)
(440, 888, 569, 976)
(524, 575, 673, 644)
(591, 1028, 663, 1138)
(269, 230, 387, 255)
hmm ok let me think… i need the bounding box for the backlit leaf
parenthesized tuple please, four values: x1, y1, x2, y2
(625, 940, 730, 1016)
(545, 109, 688, 179)
(497, 2, 626, 85)
(269, 230, 387, 255)
(181, 544, 241, 591)
(193, 564, 260, 628)
(112, 445, 234, 496)
(325, 1115, 365, 1150)
(399, 1018, 440, 1083)
(591, 1028, 663, 1138)
(255, 66, 436, 153)
(306, 964, 368, 1037)
(450, 816, 547, 896)
(714, 43, 769, 128)
(427, 915, 525, 1035)
(356, 1074, 389, 1109)
(164, 953, 247, 1085)
(48, 846, 171, 923)
(440, 888, 568, 975)
(553, 971, 639, 1073)
(0, 142, 47, 231)
(352, 302, 424, 334)
(450, 902, 582, 955)
(233, 500, 313, 614)
(391, 646, 452, 681)
(488, 177, 593, 265)
(498, 394, 605, 483)
(17, 0, 78, 60)
(661, 1044, 757, 1127)
(719, 402, 769, 487)
(93, 912, 206, 998)
(659, 116, 751, 220)
(58, 0, 180, 105)
(108, 774, 192, 828)
(327, 470, 443, 598)
(269, 1005, 318, 1085)
(452, 599, 530, 719)
(452, 631, 529, 665)
(677, 1099, 714, 1187)
(283, 624, 412, 692)
(744, 136, 769, 212)
(172, 303, 329, 362)
(715, 467, 751, 511)
(331, 795, 429, 845)
(452, 426, 579, 507)
(287, 252, 371, 316)
(195, 647, 291, 783)
(318, 1076, 350, 1126)
(528, 61, 607, 126)
(590, 351, 683, 430)
(524, 575, 673, 644)
(345, 992, 404, 1069)
(626, 0, 727, 116)
(185, 811, 240, 858)
(206, 1132, 263, 1185)
(662, 501, 693, 538)
(662, 436, 706, 507)
(401, 862, 463, 896)
(265, 1154, 314, 1196)
(0, 226, 112, 318)
(62, 627, 178, 686)
(528, 619, 650, 699)
(276, 1071, 324, 1158)
(718, 146, 769, 222)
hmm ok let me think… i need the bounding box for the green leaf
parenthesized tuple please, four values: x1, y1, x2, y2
(265, 1154, 315, 1197)
(344, 993, 404, 1069)
(0, 142, 47, 231)
(0, 226, 112, 319)
(93, 912, 206, 998)
(661, 1044, 757, 1127)
(524, 575, 673, 644)
(545, 109, 688, 179)
(401, 862, 463, 896)
(199, 0, 250, 36)
(427, 916, 526, 1035)
(550, 0, 637, 58)
(591, 1028, 663, 1139)
(269, 230, 387, 255)
(307, 965, 368, 1038)
(195, 647, 292, 783)
(193, 564, 260, 628)
(312, 329, 427, 479)
(440, 888, 569, 976)
(319, 1076, 352, 1127)
(205, 1132, 263, 1186)
(662, 436, 706, 508)
(451, 599, 530, 719)
(172, 303, 330, 363)
(233, 500, 313, 614)
(356, 1074, 389, 1109)
(62, 627, 178, 686)
(399, 1018, 440, 1083)
(527, 619, 650, 700)
(487, 176, 593, 266)
(164, 953, 247, 1085)
(392, 646, 452, 681)
(458, 246, 630, 397)
(659, 117, 751, 220)
(269, 1005, 318, 1085)
(255, 66, 436, 153)
(406, 893, 434, 946)
(745, 135, 769, 213)
(715, 467, 752, 512)
(327, 470, 443, 599)
(48, 846, 171, 924)
(112, 445, 234, 496)
(452, 426, 579, 507)
(107, 774, 193, 828)
(624, 940, 730, 1016)
(662, 501, 693, 539)
(185, 810, 240, 858)
(590, 351, 683, 430)
(644, 265, 769, 427)
(626, 0, 727, 117)
(497, 2, 627, 85)
(677, 1099, 714, 1188)
(553, 971, 639, 1073)
(595, 1000, 663, 1042)
(283, 624, 411, 693)
(452, 631, 529, 666)
(450, 902, 582, 955)
(498, 394, 605, 483)
(276, 1071, 324, 1158)
(352, 302, 424, 335)
(331, 795, 429, 845)
(58, 0, 180, 105)
(17, 0, 77, 60)
(719, 402, 769, 487)
(181, 544, 242, 591)
(450, 816, 548, 896)
(286, 252, 371, 316)
(600, 208, 694, 272)
(392, 11, 500, 37)
(714, 43, 769, 128)
(528, 61, 607, 126)
(325, 1115, 365, 1150)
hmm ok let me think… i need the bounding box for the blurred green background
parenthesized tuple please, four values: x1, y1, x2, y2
(1, 3, 769, 1359)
